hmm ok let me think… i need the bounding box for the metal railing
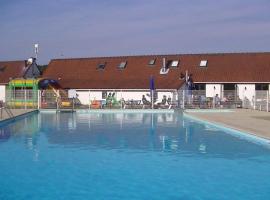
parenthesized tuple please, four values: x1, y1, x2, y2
(4, 89, 270, 112)
(38, 89, 179, 110)
(254, 90, 270, 112)
(0, 101, 14, 119)
(178, 89, 269, 112)
(6, 89, 38, 109)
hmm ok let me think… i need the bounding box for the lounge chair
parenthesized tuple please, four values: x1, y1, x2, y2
(90, 100, 101, 109)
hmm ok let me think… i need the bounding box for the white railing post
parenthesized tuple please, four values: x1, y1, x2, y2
(88, 90, 90, 110)
(182, 89, 185, 109)
(121, 90, 123, 110)
(267, 91, 269, 112)
(254, 92, 256, 110)
(24, 89, 27, 110)
(151, 91, 154, 109)
(37, 90, 40, 109)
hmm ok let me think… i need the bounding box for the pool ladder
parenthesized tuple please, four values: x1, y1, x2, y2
(0, 106, 14, 119)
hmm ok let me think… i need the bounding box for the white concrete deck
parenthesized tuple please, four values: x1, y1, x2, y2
(185, 109, 270, 140)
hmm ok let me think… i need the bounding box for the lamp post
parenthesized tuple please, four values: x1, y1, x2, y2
(34, 44, 39, 60)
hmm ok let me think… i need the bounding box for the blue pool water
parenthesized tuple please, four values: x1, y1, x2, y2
(0, 112, 270, 200)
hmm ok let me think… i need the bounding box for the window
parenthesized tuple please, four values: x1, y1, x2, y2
(171, 60, 179, 67)
(0, 66, 6, 72)
(97, 62, 106, 70)
(200, 60, 208, 67)
(194, 84, 206, 90)
(255, 84, 269, 90)
(118, 61, 127, 69)
(223, 84, 236, 90)
(148, 59, 156, 65)
(166, 60, 172, 68)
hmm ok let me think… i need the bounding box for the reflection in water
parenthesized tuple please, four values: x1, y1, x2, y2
(0, 127, 11, 141)
(35, 112, 270, 159)
(0, 112, 269, 159)
(0, 114, 40, 161)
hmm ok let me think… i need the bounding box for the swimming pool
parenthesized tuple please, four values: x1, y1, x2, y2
(0, 112, 270, 199)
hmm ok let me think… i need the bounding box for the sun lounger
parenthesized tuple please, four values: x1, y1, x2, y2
(90, 100, 101, 109)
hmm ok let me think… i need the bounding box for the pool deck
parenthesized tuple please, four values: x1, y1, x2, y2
(0, 108, 36, 122)
(185, 109, 270, 140)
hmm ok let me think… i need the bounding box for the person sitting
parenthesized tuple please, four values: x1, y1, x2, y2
(111, 93, 118, 106)
(167, 96, 172, 105)
(156, 95, 167, 108)
(161, 95, 167, 105)
(106, 93, 112, 107)
(142, 95, 150, 105)
(213, 94, 220, 108)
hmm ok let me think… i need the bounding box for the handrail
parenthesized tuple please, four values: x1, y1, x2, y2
(0, 101, 14, 119)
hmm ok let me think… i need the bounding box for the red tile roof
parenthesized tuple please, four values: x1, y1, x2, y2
(0, 61, 27, 84)
(43, 52, 270, 89)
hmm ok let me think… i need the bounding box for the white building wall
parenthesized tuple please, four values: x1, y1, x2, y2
(0, 85, 5, 102)
(76, 90, 102, 105)
(206, 84, 222, 98)
(237, 84, 255, 102)
(76, 91, 90, 105)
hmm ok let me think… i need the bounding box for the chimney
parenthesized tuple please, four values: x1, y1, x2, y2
(163, 58, 166, 68)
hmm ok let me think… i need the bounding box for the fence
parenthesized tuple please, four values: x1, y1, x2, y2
(4, 89, 270, 112)
(179, 89, 270, 112)
(39, 89, 179, 110)
(5, 89, 38, 109)
(254, 91, 270, 112)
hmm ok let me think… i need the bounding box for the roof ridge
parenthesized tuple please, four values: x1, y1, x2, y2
(51, 51, 270, 61)
(0, 60, 26, 63)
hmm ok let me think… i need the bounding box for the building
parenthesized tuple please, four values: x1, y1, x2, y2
(0, 58, 41, 102)
(43, 55, 183, 105)
(42, 52, 270, 107)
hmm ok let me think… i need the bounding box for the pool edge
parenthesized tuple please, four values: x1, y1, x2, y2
(0, 110, 39, 127)
(39, 109, 175, 114)
(183, 112, 270, 147)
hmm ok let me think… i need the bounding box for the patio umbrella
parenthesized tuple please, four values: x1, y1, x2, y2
(150, 76, 155, 109)
(38, 79, 59, 89)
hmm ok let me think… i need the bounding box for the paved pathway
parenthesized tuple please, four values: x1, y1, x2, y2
(185, 109, 270, 140)
(0, 108, 36, 122)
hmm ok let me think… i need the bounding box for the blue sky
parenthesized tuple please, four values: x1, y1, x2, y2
(0, 0, 270, 64)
